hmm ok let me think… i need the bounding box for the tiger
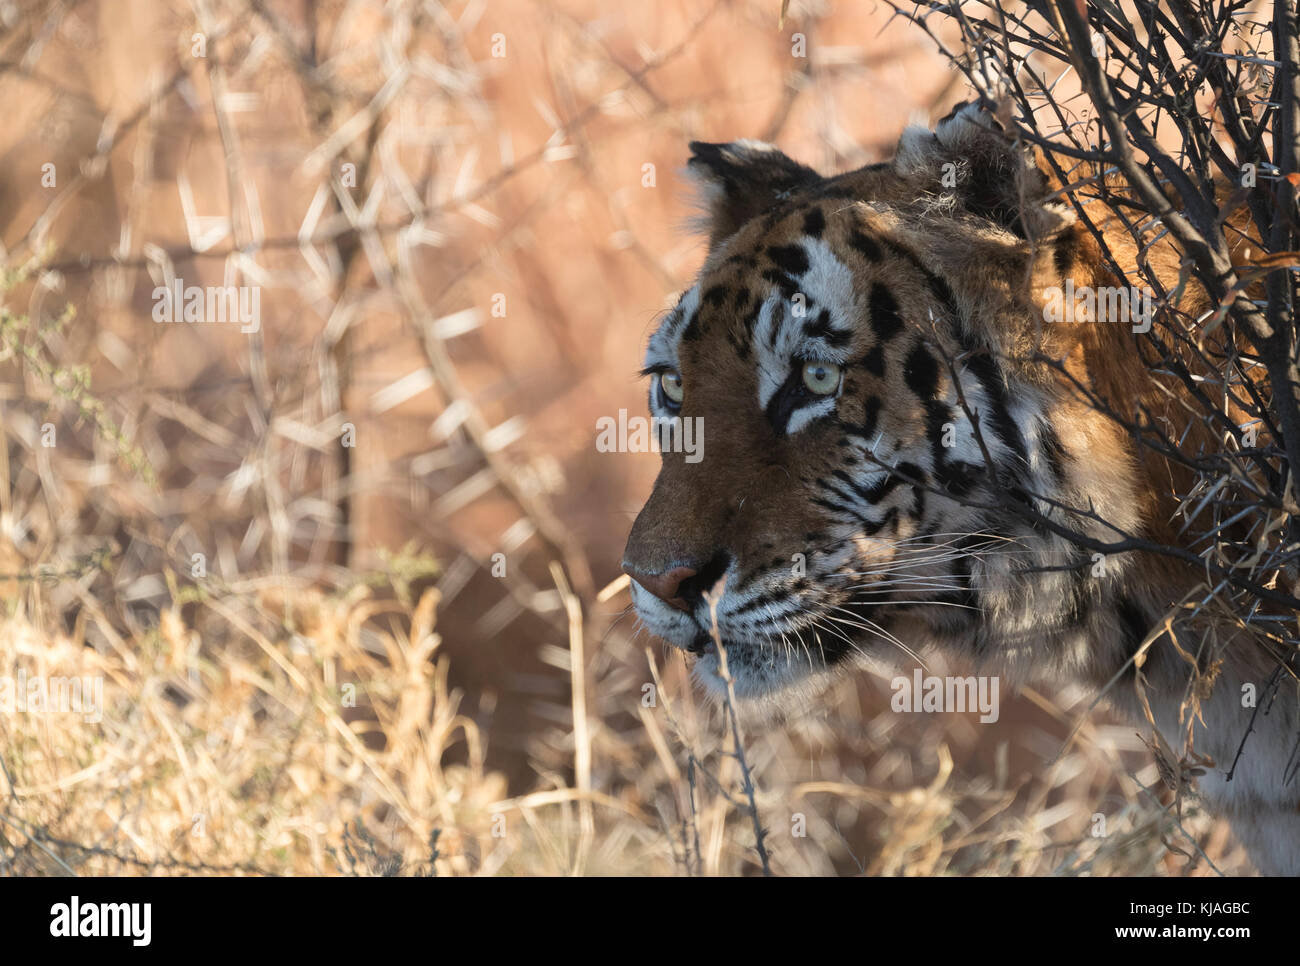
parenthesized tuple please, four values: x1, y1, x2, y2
(621, 99, 1300, 875)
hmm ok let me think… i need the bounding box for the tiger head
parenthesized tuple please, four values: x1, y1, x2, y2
(621, 101, 1167, 701)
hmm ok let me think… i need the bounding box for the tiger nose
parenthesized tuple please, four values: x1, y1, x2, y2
(623, 564, 698, 612)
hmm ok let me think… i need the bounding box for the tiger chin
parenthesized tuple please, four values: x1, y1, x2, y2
(621, 100, 1300, 876)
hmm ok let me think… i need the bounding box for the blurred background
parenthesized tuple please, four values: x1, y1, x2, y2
(0, 0, 1251, 875)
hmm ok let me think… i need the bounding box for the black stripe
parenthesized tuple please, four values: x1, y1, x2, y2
(766, 244, 809, 275)
(1116, 595, 1152, 677)
(837, 395, 880, 442)
(804, 307, 850, 348)
(927, 399, 980, 498)
(702, 284, 729, 307)
(861, 344, 886, 377)
(877, 237, 963, 327)
(760, 268, 800, 304)
(848, 230, 884, 262)
(680, 308, 701, 342)
(904, 344, 941, 399)
(861, 507, 899, 536)
(964, 352, 1029, 467)
(868, 283, 904, 341)
(1053, 229, 1077, 278)
(1039, 420, 1068, 483)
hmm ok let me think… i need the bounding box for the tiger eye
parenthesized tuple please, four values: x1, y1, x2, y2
(660, 370, 684, 404)
(802, 361, 841, 395)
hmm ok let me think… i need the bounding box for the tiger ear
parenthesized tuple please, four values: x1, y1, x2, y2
(686, 140, 823, 248)
(894, 99, 1073, 241)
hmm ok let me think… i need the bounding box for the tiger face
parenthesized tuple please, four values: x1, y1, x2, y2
(622, 102, 1149, 700)
(619, 103, 1300, 877)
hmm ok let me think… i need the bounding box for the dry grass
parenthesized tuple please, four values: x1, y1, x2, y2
(0, 568, 1253, 875)
(0, 0, 1257, 875)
